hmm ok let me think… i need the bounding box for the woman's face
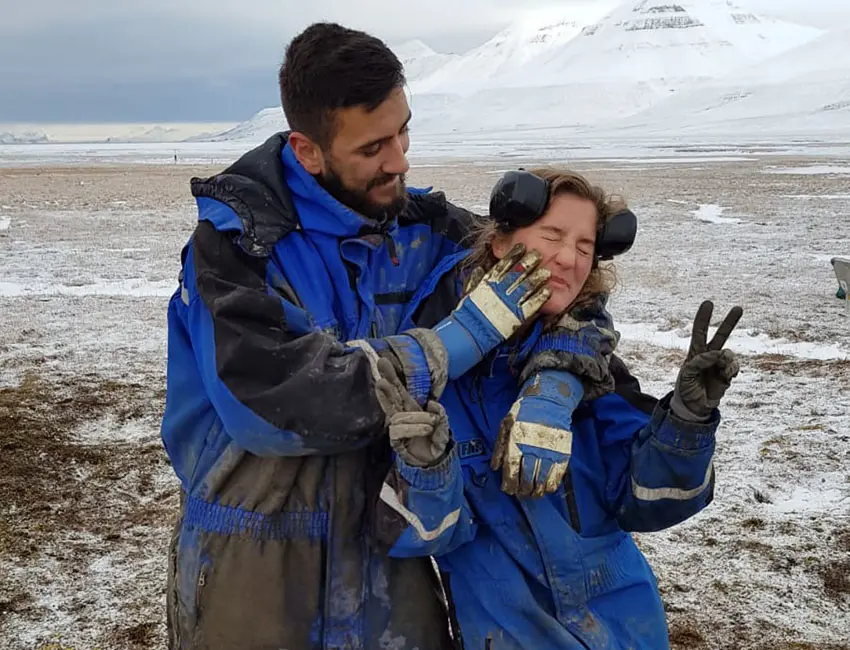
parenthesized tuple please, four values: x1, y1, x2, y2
(493, 193, 597, 316)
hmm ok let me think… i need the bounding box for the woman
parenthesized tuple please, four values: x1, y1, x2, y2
(373, 168, 743, 649)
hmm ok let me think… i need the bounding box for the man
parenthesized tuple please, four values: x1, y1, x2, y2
(160, 22, 551, 650)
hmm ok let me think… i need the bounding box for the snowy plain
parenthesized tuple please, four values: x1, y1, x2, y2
(0, 142, 848, 650)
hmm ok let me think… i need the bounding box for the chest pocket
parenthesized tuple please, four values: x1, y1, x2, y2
(373, 288, 417, 336)
(455, 430, 491, 485)
(270, 236, 345, 336)
(456, 437, 518, 529)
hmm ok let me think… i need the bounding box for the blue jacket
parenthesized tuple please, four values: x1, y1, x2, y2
(160, 133, 476, 650)
(375, 321, 720, 650)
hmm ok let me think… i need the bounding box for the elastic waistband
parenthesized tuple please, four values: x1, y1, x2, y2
(182, 493, 329, 541)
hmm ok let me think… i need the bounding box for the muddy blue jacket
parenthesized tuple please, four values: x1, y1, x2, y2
(376, 319, 720, 650)
(160, 132, 476, 650)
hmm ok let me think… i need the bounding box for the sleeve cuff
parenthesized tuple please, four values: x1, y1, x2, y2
(399, 328, 450, 399)
(530, 331, 595, 358)
(396, 441, 458, 490)
(384, 334, 432, 405)
(650, 393, 718, 450)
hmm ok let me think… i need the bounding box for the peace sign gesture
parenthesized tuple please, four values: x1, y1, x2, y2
(671, 301, 743, 422)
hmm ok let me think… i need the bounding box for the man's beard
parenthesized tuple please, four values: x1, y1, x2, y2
(316, 165, 408, 224)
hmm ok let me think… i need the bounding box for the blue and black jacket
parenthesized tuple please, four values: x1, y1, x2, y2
(161, 132, 475, 650)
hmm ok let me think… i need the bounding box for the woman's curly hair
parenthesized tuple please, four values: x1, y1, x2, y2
(461, 167, 623, 314)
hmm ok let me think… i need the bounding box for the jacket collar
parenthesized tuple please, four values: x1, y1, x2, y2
(281, 142, 394, 239)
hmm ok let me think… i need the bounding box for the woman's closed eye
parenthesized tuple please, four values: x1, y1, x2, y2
(577, 239, 595, 256)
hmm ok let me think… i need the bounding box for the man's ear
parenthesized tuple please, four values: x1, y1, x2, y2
(288, 132, 324, 175)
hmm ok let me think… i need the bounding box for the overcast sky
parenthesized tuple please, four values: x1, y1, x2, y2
(1, 0, 847, 124)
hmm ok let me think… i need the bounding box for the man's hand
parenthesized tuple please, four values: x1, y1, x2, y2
(375, 359, 450, 468)
(491, 369, 583, 498)
(671, 301, 743, 422)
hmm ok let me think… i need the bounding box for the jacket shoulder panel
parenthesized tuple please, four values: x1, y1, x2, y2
(401, 191, 479, 248)
(190, 132, 299, 256)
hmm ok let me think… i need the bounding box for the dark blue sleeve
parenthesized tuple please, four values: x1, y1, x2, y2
(179, 219, 387, 457)
(373, 445, 477, 557)
(593, 359, 717, 532)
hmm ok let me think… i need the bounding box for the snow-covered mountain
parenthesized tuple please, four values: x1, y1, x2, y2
(407, 0, 824, 133)
(412, 0, 821, 96)
(610, 26, 850, 136)
(6, 1, 838, 147)
(199, 107, 287, 142)
(0, 123, 237, 144)
(411, 13, 589, 95)
(392, 39, 458, 84)
(200, 0, 837, 142)
(0, 131, 49, 144)
(508, 0, 823, 88)
(111, 125, 216, 143)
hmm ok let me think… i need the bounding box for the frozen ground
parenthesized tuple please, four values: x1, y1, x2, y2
(0, 153, 848, 650)
(4, 132, 850, 168)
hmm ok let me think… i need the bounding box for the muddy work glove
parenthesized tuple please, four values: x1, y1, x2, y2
(520, 294, 620, 401)
(351, 244, 550, 405)
(428, 243, 551, 381)
(491, 369, 583, 498)
(375, 358, 450, 468)
(671, 300, 743, 422)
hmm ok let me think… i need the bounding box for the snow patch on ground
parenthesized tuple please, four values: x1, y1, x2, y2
(770, 483, 850, 515)
(610, 156, 756, 164)
(0, 278, 176, 298)
(764, 165, 850, 175)
(782, 193, 850, 200)
(691, 203, 743, 224)
(619, 322, 849, 361)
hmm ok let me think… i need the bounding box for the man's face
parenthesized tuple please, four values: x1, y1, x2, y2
(318, 87, 412, 222)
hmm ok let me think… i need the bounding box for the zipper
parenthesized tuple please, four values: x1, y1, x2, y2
(322, 455, 336, 648)
(166, 525, 182, 649)
(562, 466, 582, 534)
(194, 562, 208, 628)
(384, 233, 399, 266)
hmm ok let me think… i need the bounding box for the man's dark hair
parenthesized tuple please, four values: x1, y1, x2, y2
(279, 23, 406, 149)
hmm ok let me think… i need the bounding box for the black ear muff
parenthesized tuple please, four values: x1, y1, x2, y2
(489, 169, 637, 260)
(489, 170, 550, 231)
(596, 208, 637, 260)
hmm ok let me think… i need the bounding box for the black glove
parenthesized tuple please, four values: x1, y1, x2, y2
(671, 301, 743, 422)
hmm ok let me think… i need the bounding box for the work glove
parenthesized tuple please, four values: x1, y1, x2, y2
(492, 296, 620, 498)
(374, 358, 450, 468)
(491, 368, 584, 498)
(349, 243, 551, 406)
(429, 243, 551, 381)
(520, 294, 621, 401)
(671, 300, 743, 422)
